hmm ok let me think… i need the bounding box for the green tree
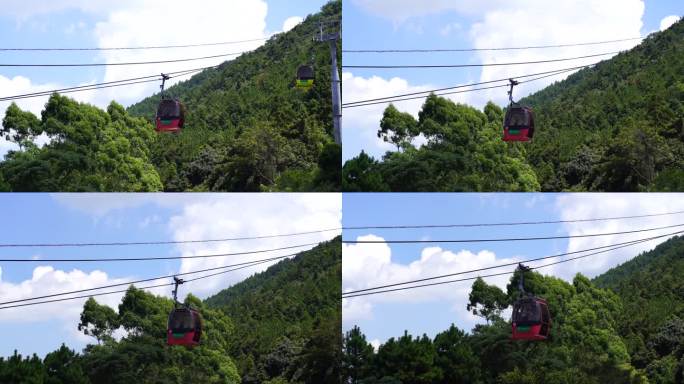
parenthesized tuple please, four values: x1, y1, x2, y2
(378, 104, 419, 151)
(1, 102, 42, 149)
(343, 326, 375, 384)
(0, 95, 162, 191)
(433, 325, 481, 384)
(43, 344, 89, 384)
(78, 297, 119, 344)
(342, 151, 390, 191)
(467, 277, 509, 323)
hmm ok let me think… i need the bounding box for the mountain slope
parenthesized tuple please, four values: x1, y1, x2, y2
(127, 0, 341, 192)
(522, 19, 684, 191)
(593, 235, 684, 370)
(204, 236, 341, 384)
(0, 1, 341, 192)
(342, 19, 683, 192)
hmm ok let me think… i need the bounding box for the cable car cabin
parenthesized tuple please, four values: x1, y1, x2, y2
(296, 65, 314, 90)
(511, 297, 551, 341)
(503, 105, 535, 142)
(155, 99, 185, 133)
(167, 308, 202, 347)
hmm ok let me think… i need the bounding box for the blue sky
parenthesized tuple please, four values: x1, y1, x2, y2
(342, 0, 682, 160)
(0, 0, 332, 158)
(342, 193, 684, 348)
(0, 193, 341, 358)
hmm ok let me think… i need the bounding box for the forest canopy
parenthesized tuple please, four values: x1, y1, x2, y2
(0, 237, 342, 384)
(342, 236, 684, 384)
(0, 0, 341, 192)
(343, 18, 684, 192)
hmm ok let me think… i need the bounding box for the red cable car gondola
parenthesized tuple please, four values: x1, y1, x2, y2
(155, 98, 185, 133)
(511, 264, 551, 341)
(167, 307, 202, 346)
(166, 277, 202, 347)
(155, 73, 185, 133)
(511, 296, 551, 340)
(503, 79, 535, 142)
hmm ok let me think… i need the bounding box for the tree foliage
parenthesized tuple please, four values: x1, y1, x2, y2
(204, 237, 341, 383)
(0, 238, 341, 384)
(343, 97, 540, 191)
(0, 96, 162, 191)
(344, 264, 664, 383)
(344, 19, 684, 192)
(0, 1, 341, 192)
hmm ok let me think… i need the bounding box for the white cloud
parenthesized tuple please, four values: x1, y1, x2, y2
(550, 193, 684, 281)
(168, 194, 341, 298)
(283, 16, 303, 33)
(369, 338, 381, 352)
(0, 266, 130, 324)
(1, 0, 270, 121)
(347, 0, 645, 118)
(90, 0, 268, 108)
(0, 75, 65, 118)
(660, 15, 680, 31)
(342, 234, 519, 328)
(469, 0, 644, 106)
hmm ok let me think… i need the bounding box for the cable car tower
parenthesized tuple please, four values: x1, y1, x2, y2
(316, 19, 342, 145)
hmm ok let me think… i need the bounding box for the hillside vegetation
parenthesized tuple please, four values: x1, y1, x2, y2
(343, 18, 684, 192)
(343, 236, 684, 383)
(594, 236, 684, 375)
(0, 1, 341, 192)
(0, 237, 341, 384)
(206, 236, 341, 384)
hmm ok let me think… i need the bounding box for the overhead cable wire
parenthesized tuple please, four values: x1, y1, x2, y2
(0, 50, 251, 68)
(342, 63, 594, 107)
(342, 64, 594, 108)
(0, 37, 268, 52)
(0, 229, 340, 248)
(1, 209, 680, 249)
(342, 232, 675, 299)
(342, 223, 684, 244)
(342, 37, 644, 53)
(0, 257, 278, 310)
(0, 253, 297, 306)
(342, 51, 620, 69)
(342, 66, 582, 108)
(344, 210, 684, 230)
(0, 66, 215, 102)
(0, 242, 321, 262)
(341, 230, 683, 297)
